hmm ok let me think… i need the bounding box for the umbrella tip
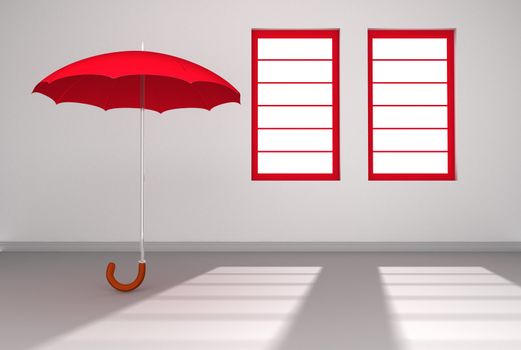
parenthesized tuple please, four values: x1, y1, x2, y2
(141, 41, 144, 51)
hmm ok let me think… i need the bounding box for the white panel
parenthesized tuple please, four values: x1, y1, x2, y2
(258, 152, 333, 174)
(163, 284, 311, 297)
(121, 299, 301, 315)
(258, 106, 332, 128)
(390, 299, 521, 315)
(372, 38, 447, 59)
(397, 320, 521, 341)
(258, 61, 332, 82)
(379, 267, 492, 274)
(208, 266, 322, 274)
(373, 152, 448, 174)
(373, 61, 447, 82)
(373, 106, 447, 128)
(373, 84, 447, 105)
(258, 84, 332, 105)
(258, 38, 332, 59)
(382, 274, 509, 284)
(258, 130, 332, 151)
(373, 130, 447, 151)
(188, 274, 317, 284)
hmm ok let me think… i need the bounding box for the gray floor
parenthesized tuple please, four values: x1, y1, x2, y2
(1, 252, 521, 350)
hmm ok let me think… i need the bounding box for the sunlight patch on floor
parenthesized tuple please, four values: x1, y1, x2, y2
(379, 266, 521, 350)
(36, 266, 322, 350)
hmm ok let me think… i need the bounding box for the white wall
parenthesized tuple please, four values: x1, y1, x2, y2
(1, 0, 520, 243)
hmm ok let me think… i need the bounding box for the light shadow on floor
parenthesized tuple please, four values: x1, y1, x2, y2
(0, 252, 399, 350)
(0, 252, 215, 350)
(376, 253, 521, 350)
(2, 252, 520, 350)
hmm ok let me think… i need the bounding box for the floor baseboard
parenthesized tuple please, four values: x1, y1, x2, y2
(1, 241, 521, 252)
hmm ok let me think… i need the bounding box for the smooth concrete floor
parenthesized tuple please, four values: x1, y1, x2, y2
(1, 252, 521, 350)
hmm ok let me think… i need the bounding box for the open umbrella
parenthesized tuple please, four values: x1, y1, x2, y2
(33, 44, 240, 291)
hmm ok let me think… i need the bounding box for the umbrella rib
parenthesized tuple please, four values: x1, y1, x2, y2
(190, 82, 211, 110)
(103, 77, 119, 110)
(55, 75, 89, 104)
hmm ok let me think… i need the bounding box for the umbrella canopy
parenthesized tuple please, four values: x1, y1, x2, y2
(33, 49, 240, 292)
(33, 51, 240, 112)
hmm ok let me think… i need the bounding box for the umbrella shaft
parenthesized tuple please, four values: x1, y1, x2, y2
(140, 107, 144, 261)
(140, 74, 145, 262)
(139, 43, 145, 263)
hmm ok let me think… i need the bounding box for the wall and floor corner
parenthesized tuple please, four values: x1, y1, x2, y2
(1, 0, 521, 249)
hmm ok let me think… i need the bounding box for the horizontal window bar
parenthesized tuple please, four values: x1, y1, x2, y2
(373, 104, 448, 107)
(258, 59, 333, 61)
(373, 82, 447, 84)
(258, 127, 333, 130)
(258, 150, 332, 153)
(258, 82, 333, 84)
(372, 59, 447, 61)
(373, 150, 448, 153)
(373, 127, 448, 130)
(259, 104, 333, 107)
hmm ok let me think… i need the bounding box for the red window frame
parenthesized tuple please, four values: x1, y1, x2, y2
(252, 29, 340, 181)
(368, 29, 455, 181)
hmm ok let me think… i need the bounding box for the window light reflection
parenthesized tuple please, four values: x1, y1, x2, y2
(37, 266, 322, 350)
(380, 266, 521, 350)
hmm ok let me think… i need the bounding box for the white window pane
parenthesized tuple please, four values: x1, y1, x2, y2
(373, 130, 447, 151)
(373, 152, 448, 174)
(258, 152, 333, 174)
(258, 106, 332, 128)
(258, 130, 332, 151)
(258, 61, 332, 82)
(373, 61, 447, 82)
(373, 106, 447, 128)
(373, 84, 447, 105)
(258, 38, 332, 59)
(258, 84, 332, 105)
(372, 38, 447, 59)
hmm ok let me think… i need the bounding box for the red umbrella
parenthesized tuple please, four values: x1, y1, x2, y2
(33, 46, 240, 291)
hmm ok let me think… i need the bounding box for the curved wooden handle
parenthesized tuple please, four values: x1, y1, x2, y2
(106, 261, 146, 292)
